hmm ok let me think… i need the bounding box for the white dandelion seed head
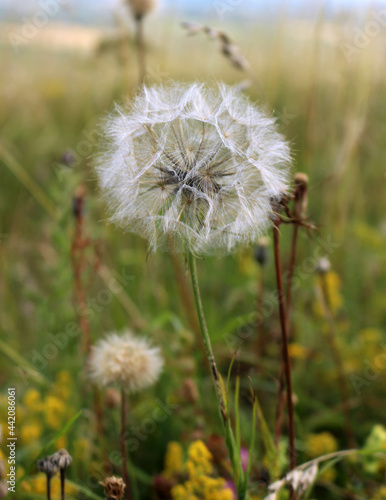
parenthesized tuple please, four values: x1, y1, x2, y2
(89, 332, 163, 393)
(126, 0, 158, 18)
(95, 82, 292, 255)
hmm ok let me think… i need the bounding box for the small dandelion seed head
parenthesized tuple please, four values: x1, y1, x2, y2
(89, 332, 163, 393)
(316, 257, 331, 274)
(50, 449, 72, 470)
(95, 82, 292, 255)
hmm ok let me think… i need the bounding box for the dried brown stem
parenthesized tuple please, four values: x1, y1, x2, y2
(71, 184, 91, 354)
(120, 388, 131, 500)
(273, 223, 296, 471)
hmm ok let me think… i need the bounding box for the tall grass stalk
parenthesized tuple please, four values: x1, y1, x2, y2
(318, 272, 356, 449)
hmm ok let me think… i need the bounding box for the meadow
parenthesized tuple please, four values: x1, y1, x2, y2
(0, 4, 386, 499)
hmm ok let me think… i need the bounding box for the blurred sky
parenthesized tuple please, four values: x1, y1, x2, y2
(1, 0, 386, 24)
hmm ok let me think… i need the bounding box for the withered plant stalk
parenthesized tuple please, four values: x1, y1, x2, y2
(120, 388, 131, 500)
(71, 184, 91, 354)
(272, 222, 296, 471)
(275, 174, 308, 448)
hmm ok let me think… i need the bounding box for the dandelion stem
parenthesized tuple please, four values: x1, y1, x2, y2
(188, 252, 227, 425)
(120, 388, 131, 500)
(272, 224, 296, 471)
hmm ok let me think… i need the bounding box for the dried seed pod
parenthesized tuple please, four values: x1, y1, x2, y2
(36, 458, 58, 478)
(50, 449, 72, 470)
(99, 476, 126, 500)
(293, 172, 309, 220)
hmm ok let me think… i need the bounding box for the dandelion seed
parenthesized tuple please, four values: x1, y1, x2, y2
(95, 82, 291, 255)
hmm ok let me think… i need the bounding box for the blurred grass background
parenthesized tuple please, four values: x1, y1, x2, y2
(0, 3, 386, 498)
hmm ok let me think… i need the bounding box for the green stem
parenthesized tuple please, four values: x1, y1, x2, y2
(188, 252, 227, 424)
(188, 252, 245, 497)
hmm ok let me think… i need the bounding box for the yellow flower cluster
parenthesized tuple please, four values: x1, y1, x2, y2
(371, 486, 386, 500)
(314, 271, 343, 316)
(19, 371, 75, 449)
(164, 441, 184, 477)
(168, 441, 233, 500)
(305, 432, 338, 459)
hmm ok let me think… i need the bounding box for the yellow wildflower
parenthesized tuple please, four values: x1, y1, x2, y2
(45, 395, 67, 429)
(306, 432, 338, 458)
(22, 473, 77, 496)
(186, 440, 213, 477)
(23, 389, 42, 411)
(314, 271, 343, 317)
(288, 343, 309, 360)
(164, 441, 184, 477)
(20, 421, 43, 445)
(372, 486, 386, 500)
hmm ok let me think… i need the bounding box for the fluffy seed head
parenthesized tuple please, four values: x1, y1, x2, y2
(89, 332, 163, 393)
(126, 0, 158, 19)
(95, 82, 291, 255)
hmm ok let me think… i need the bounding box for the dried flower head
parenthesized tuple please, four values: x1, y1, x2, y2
(99, 476, 126, 500)
(50, 449, 72, 470)
(89, 332, 163, 392)
(126, 0, 158, 19)
(95, 82, 291, 255)
(36, 458, 57, 478)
